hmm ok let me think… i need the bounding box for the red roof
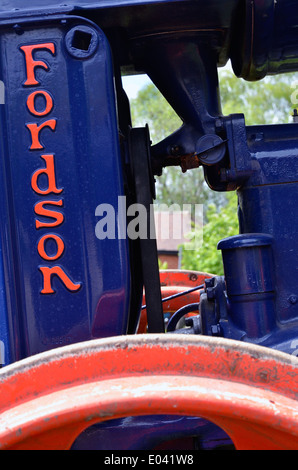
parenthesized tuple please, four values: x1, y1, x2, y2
(154, 211, 192, 252)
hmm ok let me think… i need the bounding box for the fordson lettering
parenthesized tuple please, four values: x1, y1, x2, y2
(21, 42, 81, 294)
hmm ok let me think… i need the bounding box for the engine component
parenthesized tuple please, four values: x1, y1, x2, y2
(231, 0, 298, 81)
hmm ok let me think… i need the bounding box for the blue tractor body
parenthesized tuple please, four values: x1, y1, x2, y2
(0, 0, 297, 451)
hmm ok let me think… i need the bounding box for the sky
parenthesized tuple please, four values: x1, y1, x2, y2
(122, 74, 151, 99)
(121, 62, 233, 100)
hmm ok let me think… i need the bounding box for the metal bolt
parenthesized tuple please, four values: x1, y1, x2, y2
(289, 295, 298, 305)
(13, 24, 24, 35)
(170, 145, 181, 156)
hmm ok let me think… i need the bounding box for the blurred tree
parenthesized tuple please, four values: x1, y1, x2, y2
(219, 69, 295, 125)
(181, 192, 239, 276)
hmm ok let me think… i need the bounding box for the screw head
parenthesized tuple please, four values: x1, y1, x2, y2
(289, 295, 298, 305)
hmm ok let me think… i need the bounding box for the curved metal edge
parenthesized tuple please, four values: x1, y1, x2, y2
(0, 333, 297, 450)
(0, 334, 297, 380)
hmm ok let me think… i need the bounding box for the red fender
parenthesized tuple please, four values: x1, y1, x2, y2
(0, 335, 297, 450)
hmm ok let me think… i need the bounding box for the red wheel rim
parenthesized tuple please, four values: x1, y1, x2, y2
(0, 335, 297, 450)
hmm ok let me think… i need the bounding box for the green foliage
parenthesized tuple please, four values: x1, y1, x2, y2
(131, 84, 181, 144)
(219, 69, 296, 125)
(181, 192, 239, 275)
(158, 258, 168, 270)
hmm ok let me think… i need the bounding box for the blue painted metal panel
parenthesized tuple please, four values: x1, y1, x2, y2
(1, 0, 298, 83)
(0, 0, 226, 12)
(0, 16, 130, 363)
